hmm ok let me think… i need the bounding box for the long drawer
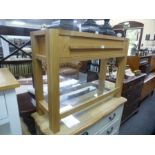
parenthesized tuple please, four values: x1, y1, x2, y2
(81, 105, 123, 135)
(59, 35, 125, 59)
(96, 119, 120, 135)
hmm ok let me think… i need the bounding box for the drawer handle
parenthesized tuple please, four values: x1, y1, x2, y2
(70, 45, 105, 50)
(70, 45, 123, 50)
(107, 127, 114, 135)
(109, 113, 116, 121)
(82, 131, 89, 135)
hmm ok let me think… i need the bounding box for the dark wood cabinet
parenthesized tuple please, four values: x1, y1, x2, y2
(127, 55, 155, 101)
(121, 74, 146, 123)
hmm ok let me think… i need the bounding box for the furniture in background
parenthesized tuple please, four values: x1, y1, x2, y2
(127, 55, 153, 74)
(0, 25, 37, 78)
(31, 29, 128, 135)
(150, 55, 155, 72)
(60, 61, 82, 78)
(0, 68, 21, 135)
(17, 92, 36, 134)
(127, 55, 155, 100)
(127, 56, 140, 71)
(139, 56, 152, 74)
(113, 21, 144, 54)
(141, 72, 155, 100)
(106, 73, 146, 123)
(0, 59, 32, 78)
(121, 74, 146, 123)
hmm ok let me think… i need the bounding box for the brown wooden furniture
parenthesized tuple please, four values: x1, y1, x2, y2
(127, 56, 140, 71)
(121, 74, 146, 123)
(139, 56, 152, 74)
(17, 92, 36, 134)
(150, 55, 155, 72)
(127, 55, 155, 101)
(31, 29, 128, 134)
(141, 73, 155, 100)
(127, 55, 152, 73)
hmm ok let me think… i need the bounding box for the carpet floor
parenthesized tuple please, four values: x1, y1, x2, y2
(120, 92, 155, 135)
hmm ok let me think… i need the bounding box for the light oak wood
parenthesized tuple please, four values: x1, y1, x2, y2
(39, 100, 48, 113)
(46, 29, 60, 133)
(35, 54, 47, 61)
(31, 35, 44, 114)
(0, 68, 20, 91)
(60, 51, 126, 63)
(98, 59, 108, 94)
(31, 29, 128, 134)
(69, 45, 123, 50)
(59, 29, 126, 41)
(37, 36, 46, 55)
(115, 40, 129, 97)
(60, 87, 120, 119)
(30, 30, 46, 36)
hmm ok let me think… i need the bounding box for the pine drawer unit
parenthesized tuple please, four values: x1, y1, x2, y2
(31, 29, 128, 134)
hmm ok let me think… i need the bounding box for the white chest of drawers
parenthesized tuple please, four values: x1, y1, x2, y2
(0, 68, 21, 135)
(80, 105, 123, 135)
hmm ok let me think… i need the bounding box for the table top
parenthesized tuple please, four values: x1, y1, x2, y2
(0, 68, 20, 91)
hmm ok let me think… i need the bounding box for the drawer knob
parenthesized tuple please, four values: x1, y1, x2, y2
(109, 113, 116, 121)
(107, 127, 114, 135)
(82, 131, 89, 135)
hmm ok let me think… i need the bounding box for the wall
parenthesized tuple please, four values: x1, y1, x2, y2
(110, 19, 155, 48)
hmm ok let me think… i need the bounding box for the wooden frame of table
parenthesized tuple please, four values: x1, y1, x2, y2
(31, 29, 128, 133)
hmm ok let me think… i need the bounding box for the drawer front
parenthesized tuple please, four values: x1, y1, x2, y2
(0, 92, 8, 120)
(81, 105, 123, 135)
(70, 37, 124, 50)
(123, 83, 143, 95)
(123, 77, 144, 93)
(122, 85, 143, 100)
(60, 36, 125, 59)
(96, 119, 120, 135)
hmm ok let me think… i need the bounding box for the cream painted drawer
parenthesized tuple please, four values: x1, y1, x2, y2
(81, 105, 123, 135)
(96, 119, 120, 135)
(0, 92, 8, 120)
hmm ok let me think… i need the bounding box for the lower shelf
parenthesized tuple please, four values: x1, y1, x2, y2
(32, 98, 125, 135)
